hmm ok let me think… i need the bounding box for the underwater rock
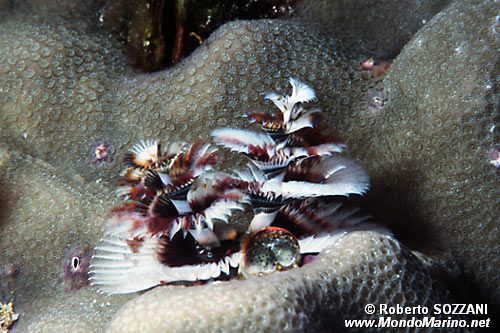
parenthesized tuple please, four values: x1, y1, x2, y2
(0, 146, 133, 331)
(0, 10, 133, 184)
(296, 0, 453, 58)
(356, 0, 499, 305)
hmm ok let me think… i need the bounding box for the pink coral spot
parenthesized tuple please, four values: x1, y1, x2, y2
(488, 147, 500, 168)
(89, 139, 114, 166)
(360, 58, 374, 70)
(94, 144, 109, 160)
(302, 254, 317, 265)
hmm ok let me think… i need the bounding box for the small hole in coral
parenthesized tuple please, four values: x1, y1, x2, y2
(71, 257, 80, 270)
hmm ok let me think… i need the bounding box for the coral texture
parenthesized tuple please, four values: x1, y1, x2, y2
(359, 0, 499, 305)
(0, 0, 498, 331)
(106, 232, 468, 333)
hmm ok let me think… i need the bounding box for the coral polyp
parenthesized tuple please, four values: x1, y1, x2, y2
(90, 78, 379, 294)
